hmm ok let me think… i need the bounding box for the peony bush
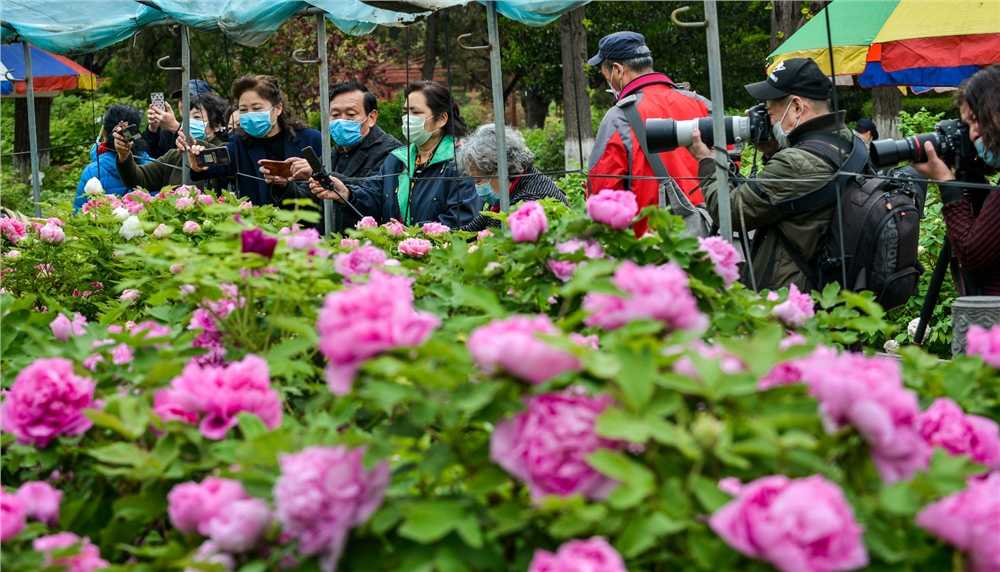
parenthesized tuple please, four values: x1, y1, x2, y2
(1, 184, 999, 572)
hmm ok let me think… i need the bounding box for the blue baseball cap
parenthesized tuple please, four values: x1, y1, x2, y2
(171, 79, 213, 99)
(588, 32, 651, 66)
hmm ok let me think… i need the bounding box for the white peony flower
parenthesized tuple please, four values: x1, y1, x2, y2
(112, 206, 130, 220)
(5, 249, 20, 259)
(884, 339, 901, 354)
(119, 216, 145, 240)
(84, 177, 104, 196)
(907, 317, 921, 339)
(152, 224, 172, 239)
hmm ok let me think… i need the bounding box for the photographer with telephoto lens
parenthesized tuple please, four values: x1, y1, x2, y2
(908, 64, 1000, 295)
(683, 58, 858, 292)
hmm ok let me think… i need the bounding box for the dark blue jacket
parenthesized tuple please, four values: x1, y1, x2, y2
(191, 127, 323, 206)
(346, 136, 481, 228)
(74, 147, 152, 211)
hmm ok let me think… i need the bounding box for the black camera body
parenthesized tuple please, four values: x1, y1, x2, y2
(870, 119, 976, 169)
(646, 103, 771, 153)
(119, 124, 142, 143)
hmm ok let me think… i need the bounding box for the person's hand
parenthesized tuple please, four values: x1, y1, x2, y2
(911, 141, 956, 182)
(288, 158, 312, 180)
(178, 137, 208, 173)
(158, 101, 180, 133)
(750, 132, 781, 158)
(174, 130, 188, 153)
(146, 105, 161, 132)
(112, 121, 132, 161)
(309, 175, 350, 203)
(259, 161, 289, 186)
(685, 128, 714, 162)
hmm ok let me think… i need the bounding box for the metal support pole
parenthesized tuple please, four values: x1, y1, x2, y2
(180, 25, 191, 185)
(485, 2, 510, 212)
(23, 42, 42, 217)
(704, 0, 731, 242)
(317, 14, 334, 236)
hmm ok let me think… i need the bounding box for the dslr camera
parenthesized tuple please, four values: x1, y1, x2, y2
(870, 119, 976, 169)
(646, 103, 771, 153)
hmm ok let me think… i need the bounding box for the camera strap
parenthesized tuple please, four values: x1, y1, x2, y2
(773, 133, 868, 214)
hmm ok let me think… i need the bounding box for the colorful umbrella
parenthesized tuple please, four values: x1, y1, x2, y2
(0, 42, 98, 96)
(768, 0, 1000, 88)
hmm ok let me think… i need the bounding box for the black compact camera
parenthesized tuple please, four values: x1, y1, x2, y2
(870, 119, 976, 169)
(646, 103, 771, 153)
(119, 124, 142, 143)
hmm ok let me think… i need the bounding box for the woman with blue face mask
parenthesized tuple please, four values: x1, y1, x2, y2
(183, 74, 323, 208)
(454, 124, 569, 232)
(911, 63, 1000, 296)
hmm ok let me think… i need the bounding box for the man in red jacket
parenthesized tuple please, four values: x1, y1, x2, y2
(587, 31, 711, 236)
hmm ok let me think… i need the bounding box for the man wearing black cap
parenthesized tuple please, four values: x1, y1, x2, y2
(143, 79, 215, 159)
(854, 118, 879, 146)
(587, 31, 712, 237)
(685, 57, 859, 291)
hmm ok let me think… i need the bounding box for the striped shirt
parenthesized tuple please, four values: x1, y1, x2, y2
(461, 166, 569, 232)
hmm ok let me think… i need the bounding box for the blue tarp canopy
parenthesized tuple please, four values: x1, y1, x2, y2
(0, 0, 589, 54)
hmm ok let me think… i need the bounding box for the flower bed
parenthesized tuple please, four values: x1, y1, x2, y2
(1, 184, 999, 572)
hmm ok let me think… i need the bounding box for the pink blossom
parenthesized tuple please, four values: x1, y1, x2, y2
(548, 239, 605, 281)
(153, 224, 172, 239)
(39, 223, 66, 244)
(197, 194, 214, 205)
(334, 246, 388, 278)
(397, 237, 432, 258)
(16, 481, 62, 526)
(356, 216, 378, 229)
(186, 541, 235, 572)
(508, 201, 548, 243)
(477, 229, 494, 240)
(421, 222, 450, 236)
(547, 260, 577, 282)
(569, 333, 600, 349)
(1, 490, 26, 541)
(709, 475, 868, 572)
(50, 312, 87, 341)
(491, 391, 623, 500)
(0, 218, 27, 244)
(672, 340, 745, 381)
(586, 190, 638, 230)
(528, 537, 626, 572)
(758, 344, 836, 390)
(918, 398, 1000, 470)
(273, 446, 389, 572)
(285, 228, 322, 250)
(0, 358, 97, 448)
(170, 263, 184, 274)
(383, 220, 407, 236)
(467, 315, 582, 384)
(698, 236, 742, 287)
(110, 343, 134, 365)
(772, 284, 815, 328)
(33, 532, 108, 572)
(204, 498, 271, 553)
(241, 228, 278, 259)
(120, 289, 141, 303)
(152, 354, 282, 440)
(339, 238, 360, 249)
(182, 221, 201, 234)
(167, 477, 250, 536)
(916, 472, 1000, 572)
(316, 272, 439, 395)
(966, 324, 1000, 368)
(583, 260, 707, 333)
(175, 196, 195, 210)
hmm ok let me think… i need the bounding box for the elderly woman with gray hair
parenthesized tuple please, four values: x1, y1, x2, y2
(456, 124, 568, 232)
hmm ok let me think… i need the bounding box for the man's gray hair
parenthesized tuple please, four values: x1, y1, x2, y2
(602, 45, 654, 74)
(456, 123, 535, 176)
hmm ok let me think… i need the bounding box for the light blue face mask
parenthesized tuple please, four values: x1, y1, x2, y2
(329, 118, 365, 147)
(476, 181, 499, 205)
(189, 119, 207, 141)
(975, 137, 1000, 168)
(240, 108, 275, 138)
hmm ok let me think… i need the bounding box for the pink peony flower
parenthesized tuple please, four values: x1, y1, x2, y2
(0, 358, 97, 448)
(153, 354, 281, 439)
(508, 201, 548, 243)
(334, 246, 388, 278)
(916, 471, 1000, 572)
(966, 324, 1000, 368)
(586, 190, 638, 230)
(0, 218, 27, 244)
(167, 477, 250, 536)
(709, 475, 868, 572)
(1, 490, 26, 541)
(339, 238, 360, 249)
(528, 537, 626, 572)
(204, 498, 271, 553)
(356, 216, 378, 229)
(50, 312, 87, 341)
(397, 237, 432, 258)
(383, 220, 407, 236)
(547, 259, 577, 282)
(170, 263, 184, 274)
(241, 228, 278, 259)
(16, 481, 62, 526)
(153, 224, 172, 239)
(698, 236, 741, 287)
(583, 260, 707, 333)
(467, 315, 583, 384)
(187, 541, 235, 572)
(672, 340, 746, 381)
(918, 398, 1000, 470)
(772, 284, 815, 328)
(33, 532, 108, 572)
(120, 289, 141, 303)
(273, 446, 389, 571)
(547, 239, 605, 282)
(421, 222, 450, 236)
(490, 391, 624, 500)
(182, 221, 201, 234)
(477, 229, 494, 241)
(569, 333, 600, 349)
(316, 272, 439, 395)
(175, 196, 195, 210)
(39, 222, 66, 244)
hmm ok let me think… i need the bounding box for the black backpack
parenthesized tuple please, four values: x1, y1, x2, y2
(773, 132, 924, 311)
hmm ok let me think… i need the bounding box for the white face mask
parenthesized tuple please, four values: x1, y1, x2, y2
(607, 66, 623, 100)
(402, 114, 438, 147)
(771, 100, 799, 148)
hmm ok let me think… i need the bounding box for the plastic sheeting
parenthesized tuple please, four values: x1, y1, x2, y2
(0, 0, 167, 55)
(489, 0, 587, 27)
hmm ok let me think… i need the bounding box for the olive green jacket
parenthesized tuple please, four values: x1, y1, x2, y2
(701, 111, 852, 291)
(117, 133, 229, 194)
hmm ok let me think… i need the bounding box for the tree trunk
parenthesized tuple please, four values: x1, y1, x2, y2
(558, 6, 593, 171)
(13, 97, 52, 175)
(872, 87, 903, 141)
(523, 90, 549, 130)
(421, 11, 440, 81)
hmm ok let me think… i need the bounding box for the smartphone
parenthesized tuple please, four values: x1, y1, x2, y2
(259, 159, 293, 178)
(120, 124, 142, 143)
(195, 147, 231, 168)
(151, 92, 165, 110)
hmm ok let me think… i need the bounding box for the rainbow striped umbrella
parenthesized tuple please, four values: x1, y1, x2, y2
(769, 0, 1000, 89)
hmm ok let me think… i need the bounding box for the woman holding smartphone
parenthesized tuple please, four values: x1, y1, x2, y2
(183, 74, 322, 206)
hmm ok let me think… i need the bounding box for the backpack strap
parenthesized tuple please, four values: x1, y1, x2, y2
(774, 227, 818, 286)
(771, 134, 868, 214)
(617, 94, 670, 181)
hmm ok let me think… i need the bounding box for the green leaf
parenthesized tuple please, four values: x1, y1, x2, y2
(452, 514, 483, 549)
(690, 474, 731, 512)
(880, 481, 922, 516)
(587, 450, 655, 509)
(467, 466, 510, 496)
(237, 412, 270, 439)
(595, 408, 649, 443)
(451, 283, 503, 317)
(370, 504, 401, 535)
(615, 511, 687, 558)
(86, 443, 148, 467)
(265, 336, 314, 360)
(548, 512, 591, 539)
(612, 343, 656, 411)
(398, 501, 463, 544)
